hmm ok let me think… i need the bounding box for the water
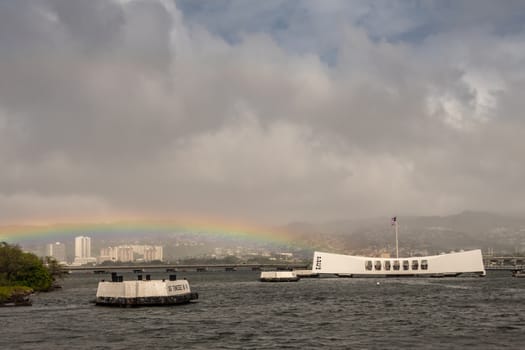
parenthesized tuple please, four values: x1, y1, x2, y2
(2, 270, 525, 349)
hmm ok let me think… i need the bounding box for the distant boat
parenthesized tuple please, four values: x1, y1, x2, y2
(311, 216, 486, 278)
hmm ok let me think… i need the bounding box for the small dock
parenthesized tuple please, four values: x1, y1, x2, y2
(293, 269, 319, 278)
(260, 271, 299, 282)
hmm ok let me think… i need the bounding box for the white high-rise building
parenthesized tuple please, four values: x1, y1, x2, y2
(98, 246, 134, 263)
(144, 246, 163, 262)
(130, 245, 163, 262)
(98, 244, 164, 263)
(73, 236, 96, 265)
(75, 236, 91, 258)
(98, 247, 115, 264)
(116, 246, 134, 262)
(46, 242, 67, 263)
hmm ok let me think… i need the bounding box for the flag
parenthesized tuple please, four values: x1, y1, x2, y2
(391, 216, 397, 225)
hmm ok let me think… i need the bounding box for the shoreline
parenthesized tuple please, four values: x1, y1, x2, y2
(0, 286, 33, 307)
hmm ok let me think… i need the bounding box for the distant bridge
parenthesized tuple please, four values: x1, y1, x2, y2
(64, 263, 310, 273)
(63, 256, 525, 273)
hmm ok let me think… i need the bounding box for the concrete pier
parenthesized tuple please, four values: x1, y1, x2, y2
(260, 271, 299, 282)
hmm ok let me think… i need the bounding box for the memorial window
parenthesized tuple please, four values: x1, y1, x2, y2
(393, 260, 400, 271)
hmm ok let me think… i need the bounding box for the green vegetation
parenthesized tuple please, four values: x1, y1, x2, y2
(0, 285, 33, 304)
(0, 242, 66, 305)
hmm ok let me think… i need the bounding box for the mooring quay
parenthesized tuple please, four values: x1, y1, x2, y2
(484, 256, 525, 271)
(64, 263, 309, 273)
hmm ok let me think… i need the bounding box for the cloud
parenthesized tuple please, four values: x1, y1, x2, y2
(0, 193, 112, 224)
(1, 0, 525, 225)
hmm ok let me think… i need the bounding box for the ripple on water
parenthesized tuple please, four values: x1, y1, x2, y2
(2, 271, 525, 349)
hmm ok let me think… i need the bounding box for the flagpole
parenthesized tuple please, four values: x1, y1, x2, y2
(395, 221, 399, 259)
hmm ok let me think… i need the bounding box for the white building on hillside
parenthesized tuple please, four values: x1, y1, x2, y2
(143, 246, 163, 262)
(98, 244, 163, 263)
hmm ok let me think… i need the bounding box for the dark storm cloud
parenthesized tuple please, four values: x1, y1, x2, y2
(50, 0, 125, 51)
(1, 0, 525, 224)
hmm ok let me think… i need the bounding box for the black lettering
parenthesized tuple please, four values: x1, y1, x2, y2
(315, 256, 322, 270)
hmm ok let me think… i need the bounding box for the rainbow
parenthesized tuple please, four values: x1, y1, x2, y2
(0, 216, 300, 247)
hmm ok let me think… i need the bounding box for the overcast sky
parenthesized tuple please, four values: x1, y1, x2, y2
(1, 0, 525, 225)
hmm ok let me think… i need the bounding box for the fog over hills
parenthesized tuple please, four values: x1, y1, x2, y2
(284, 211, 525, 256)
(7, 211, 525, 260)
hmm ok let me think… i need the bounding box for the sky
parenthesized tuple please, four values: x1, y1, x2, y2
(1, 0, 525, 226)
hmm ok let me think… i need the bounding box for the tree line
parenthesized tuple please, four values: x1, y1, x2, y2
(0, 242, 66, 304)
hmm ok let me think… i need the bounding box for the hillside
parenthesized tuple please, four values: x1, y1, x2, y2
(283, 211, 525, 256)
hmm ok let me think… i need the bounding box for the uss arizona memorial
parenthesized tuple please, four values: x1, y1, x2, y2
(310, 217, 486, 277)
(312, 249, 486, 277)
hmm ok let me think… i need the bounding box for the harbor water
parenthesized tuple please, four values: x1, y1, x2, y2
(2, 270, 525, 349)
